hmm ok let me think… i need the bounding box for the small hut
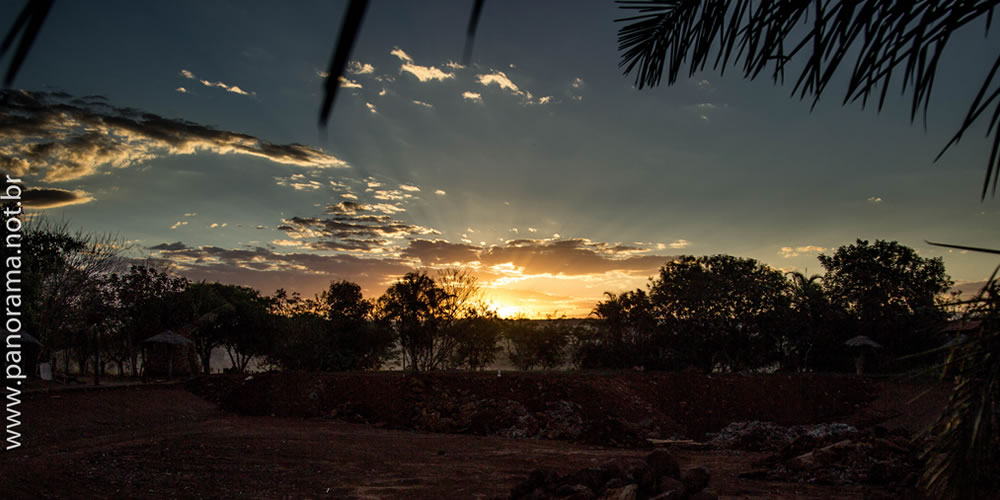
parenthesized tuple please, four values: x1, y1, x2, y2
(142, 330, 198, 378)
(845, 335, 882, 375)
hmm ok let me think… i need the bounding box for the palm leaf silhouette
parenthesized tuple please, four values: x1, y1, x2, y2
(616, 0, 1000, 199)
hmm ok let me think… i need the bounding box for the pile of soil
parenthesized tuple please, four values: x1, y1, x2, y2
(187, 371, 877, 447)
(739, 426, 922, 492)
(707, 421, 860, 451)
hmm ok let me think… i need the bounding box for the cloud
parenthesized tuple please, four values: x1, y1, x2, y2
(180, 69, 255, 96)
(20, 187, 95, 208)
(275, 174, 323, 191)
(477, 71, 523, 94)
(275, 201, 439, 253)
(401, 237, 674, 277)
(175, 87, 188, 94)
(779, 245, 827, 258)
(366, 102, 377, 113)
(401, 64, 454, 82)
(338, 76, 362, 88)
(391, 47, 454, 82)
(668, 239, 690, 249)
(868, 196, 883, 203)
(434, 189, 446, 195)
(571, 77, 584, 88)
(170, 221, 188, 230)
(476, 71, 550, 104)
(0, 90, 348, 182)
(209, 222, 228, 228)
(399, 184, 420, 192)
(411, 100, 433, 108)
(373, 188, 415, 201)
(184, 213, 196, 217)
(402, 239, 480, 265)
(462, 91, 482, 102)
(389, 48, 413, 63)
(347, 61, 375, 75)
(149, 241, 189, 251)
(148, 243, 413, 296)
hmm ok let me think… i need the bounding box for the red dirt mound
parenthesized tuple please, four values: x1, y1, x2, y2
(187, 371, 877, 445)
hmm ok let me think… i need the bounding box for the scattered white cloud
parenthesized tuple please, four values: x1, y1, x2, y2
(176, 87, 188, 94)
(198, 77, 254, 96)
(668, 239, 690, 249)
(272, 239, 303, 247)
(571, 77, 584, 88)
(434, 189, 446, 195)
(338, 76, 362, 88)
(868, 196, 883, 203)
(183, 212, 197, 217)
(779, 245, 827, 258)
(180, 69, 253, 96)
(275, 174, 323, 191)
(536, 96, 552, 105)
(399, 184, 420, 192)
(462, 91, 482, 102)
(316, 70, 329, 78)
(209, 222, 228, 228)
(444, 61, 465, 70)
(392, 47, 454, 82)
(366, 102, 377, 113)
(378, 88, 388, 96)
(170, 220, 188, 230)
(390, 48, 413, 63)
(477, 71, 522, 94)
(412, 100, 433, 108)
(347, 61, 375, 75)
(341, 193, 359, 200)
(528, 228, 537, 233)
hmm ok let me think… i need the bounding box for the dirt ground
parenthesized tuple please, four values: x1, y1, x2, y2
(0, 374, 950, 499)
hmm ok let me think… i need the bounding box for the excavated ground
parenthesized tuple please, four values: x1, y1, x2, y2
(0, 372, 950, 499)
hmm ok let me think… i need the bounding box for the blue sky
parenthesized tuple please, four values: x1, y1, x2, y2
(3, 0, 998, 316)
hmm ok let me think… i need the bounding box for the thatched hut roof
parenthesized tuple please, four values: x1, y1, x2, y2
(143, 330, 194, 345)
(844, 335, 882, 348)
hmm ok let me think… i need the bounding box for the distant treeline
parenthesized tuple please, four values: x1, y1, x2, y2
(8, 218, 958, 377)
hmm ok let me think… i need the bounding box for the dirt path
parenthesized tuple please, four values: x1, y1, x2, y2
(0, 385, 896, 499)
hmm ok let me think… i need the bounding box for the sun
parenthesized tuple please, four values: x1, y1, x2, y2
(493, 303, 525, 319)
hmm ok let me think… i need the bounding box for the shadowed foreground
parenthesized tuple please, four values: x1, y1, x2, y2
(0, 380, 946, 499)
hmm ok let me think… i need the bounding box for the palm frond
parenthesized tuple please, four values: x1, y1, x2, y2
(462, 0, 486, 66)
(919, 262, 1000, 499)
(318, 0, 370, 128)
(1, 0, 54, 86)
(616, 0, 1000, 199)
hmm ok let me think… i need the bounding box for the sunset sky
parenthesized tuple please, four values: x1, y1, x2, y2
(3, 1, 999, 317)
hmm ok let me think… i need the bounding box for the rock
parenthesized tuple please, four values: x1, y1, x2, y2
(681, 466, 710, 493)
(655, 477, 685, 497)
(599, 484, 638, 500)
(688, 489, 719, 500)
(645, 450, 681, 479)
